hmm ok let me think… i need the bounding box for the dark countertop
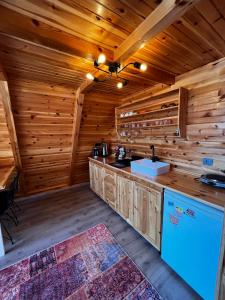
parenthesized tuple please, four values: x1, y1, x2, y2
(89, 157, 225, 211)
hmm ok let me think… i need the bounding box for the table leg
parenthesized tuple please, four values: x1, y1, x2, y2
(0, 223, 5, 257)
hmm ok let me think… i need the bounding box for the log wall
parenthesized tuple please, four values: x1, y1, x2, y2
(118, 58, 225, 176)
(6, 77, 121, 193)
(8, 77, 77, 194)
(71, 91, 121, 184)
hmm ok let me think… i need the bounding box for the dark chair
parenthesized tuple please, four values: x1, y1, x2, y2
(0, 189, 14, 244)
(8, 171, 22, 215)
(0, 171, 21, 244)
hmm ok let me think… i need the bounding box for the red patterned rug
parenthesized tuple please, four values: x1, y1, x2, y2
(0, 224, 162, 300)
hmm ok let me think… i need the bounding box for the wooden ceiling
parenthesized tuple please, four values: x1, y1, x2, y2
(0, 0, 224, 95)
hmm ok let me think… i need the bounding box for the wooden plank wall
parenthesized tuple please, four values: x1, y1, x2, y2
(7, 77, 77, 194)
(0, 96, 14, 166)
(71, 91, 121, 184)
(118, 58, 225, 176)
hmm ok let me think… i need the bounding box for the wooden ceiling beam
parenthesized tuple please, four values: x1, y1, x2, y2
(0, 33, 92, 69)
(114, 0, 200, 63)
(0, 0, 120, 52)
(0, 71, 25, 193)
(0, 5, 114, 62)
(69, 90, 85, 185)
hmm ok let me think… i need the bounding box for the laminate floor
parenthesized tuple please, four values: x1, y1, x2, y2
(0, 184, 201, 300)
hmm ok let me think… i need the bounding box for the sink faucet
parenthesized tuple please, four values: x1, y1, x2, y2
(150, 145, 159, 162)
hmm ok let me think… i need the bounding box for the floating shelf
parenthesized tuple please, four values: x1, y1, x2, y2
(118, 105, 179, 120)
(115, 87, 188, 139)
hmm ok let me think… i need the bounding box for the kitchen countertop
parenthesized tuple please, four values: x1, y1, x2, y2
(0, 165, 15, 190)
(89, 157, 225, 211)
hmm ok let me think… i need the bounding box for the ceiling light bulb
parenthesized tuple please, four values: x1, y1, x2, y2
(117, 82, 123, 89)
(86, 73, 94, 80)
(140, 42, 145, 49)
(140, 63, 147, 72)
(97, 53, 106, 64)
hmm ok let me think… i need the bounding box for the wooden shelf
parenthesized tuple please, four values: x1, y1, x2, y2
(115, 87, 188, 139)
(117, 105, 178, 120)
(118, 115, 178, 126)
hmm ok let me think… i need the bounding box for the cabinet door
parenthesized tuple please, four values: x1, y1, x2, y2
(89, 162, 104, 198)
(89, 162, 95, 191)
(104, 169, 116, 209)
(219, 261, 225, 300)
(133, 182, 162, 250)
(94, 164, 104, 199)
(116, 175, 133, 224)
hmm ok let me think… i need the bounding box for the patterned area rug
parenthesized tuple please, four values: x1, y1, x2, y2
(0, 224, 162, 300)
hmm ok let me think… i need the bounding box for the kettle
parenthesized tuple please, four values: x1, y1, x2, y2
(102, 143, 108, 157)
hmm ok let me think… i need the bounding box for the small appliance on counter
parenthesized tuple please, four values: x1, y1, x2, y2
(92, 146, 99, 158)
(102, 143, 108, 157)
(114, 145, 126, 160)
(92, 143, 109, 158)
(198, 173, 225, 188)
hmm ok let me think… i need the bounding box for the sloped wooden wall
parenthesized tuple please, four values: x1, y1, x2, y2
(0, 97, 14, 166)
(7, 77, 77, 194)
(71, 91, 121, 184)
(5, 77, 121, 194)
(118, 58, 225, 176)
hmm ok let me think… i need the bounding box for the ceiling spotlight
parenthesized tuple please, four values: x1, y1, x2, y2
(86, 73, 94, 80)
(140, 63, 147, 72)
(133, 62, 147, 72)
(117, 82, 123, 89)
(140, 42, 145, 49)
(97, 53, 106, 64)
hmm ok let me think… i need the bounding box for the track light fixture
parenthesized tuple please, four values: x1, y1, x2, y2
(86, 53, 147, 89)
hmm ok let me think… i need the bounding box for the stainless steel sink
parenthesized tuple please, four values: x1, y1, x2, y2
(109, 156, 143, 169)
(109, 162, 128, 168)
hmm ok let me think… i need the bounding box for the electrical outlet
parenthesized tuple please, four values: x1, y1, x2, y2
(202, 158, 214, 166)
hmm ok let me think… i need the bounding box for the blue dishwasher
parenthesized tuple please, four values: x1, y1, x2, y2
(161, 189, 224, 300)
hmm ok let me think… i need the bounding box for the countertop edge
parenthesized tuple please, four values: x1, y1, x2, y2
(89, 157, 225, 211)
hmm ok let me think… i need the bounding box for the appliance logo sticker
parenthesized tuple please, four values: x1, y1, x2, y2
(186, 208, 195, 218)
(169, 214, 179, 225)
(175, 206, 183, 216)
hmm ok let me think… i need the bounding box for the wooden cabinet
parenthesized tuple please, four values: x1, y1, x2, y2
(117, 175, 134, 224)
(89, 160, 163, 250)
(219, 259, 225, 300)
(89, 162, 104, 199)
(89, 162, 95, 191)
(133, 182, 162, 250)
(220, 270, 225, 300)
(104, 169, 116, 209)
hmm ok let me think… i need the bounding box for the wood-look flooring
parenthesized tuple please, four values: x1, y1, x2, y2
(0, 184, 201, 300)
